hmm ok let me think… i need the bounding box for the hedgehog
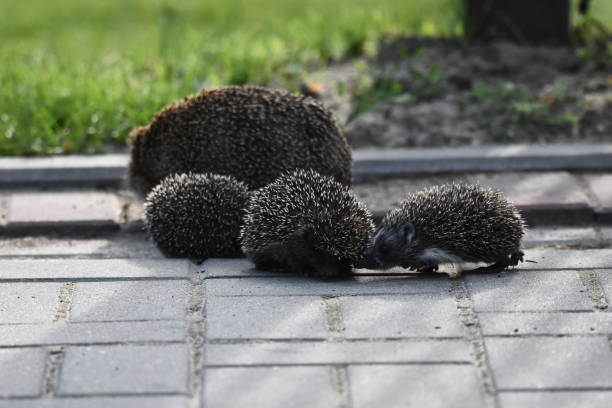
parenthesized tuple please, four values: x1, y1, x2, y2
(128, 86, 352, 196)
(366, 184, 525, 277)
(240, 169, 375, 279)
(144, 172, 250, 259)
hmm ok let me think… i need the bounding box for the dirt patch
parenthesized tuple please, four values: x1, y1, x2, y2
(344, 37, 612, 148)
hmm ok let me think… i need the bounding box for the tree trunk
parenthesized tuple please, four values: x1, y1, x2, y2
(465, 0, 571, 45)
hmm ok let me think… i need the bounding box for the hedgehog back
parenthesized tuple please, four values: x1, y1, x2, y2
(241, 169, 374, 263)
(129, 86, 352, 194)
(383, 184, 525, 263)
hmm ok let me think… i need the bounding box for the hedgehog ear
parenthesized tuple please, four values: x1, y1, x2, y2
(403, 223, 415, 243)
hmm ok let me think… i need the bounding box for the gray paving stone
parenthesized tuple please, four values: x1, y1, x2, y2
(207, 275, 449, 297)
(340, 294, 463, 338)
(520, 249, 612, 270)
(498, 392, 612, 408)
(6, 192, 120, 230)
(58, 344, 189, 395)
(0, 282, 63, 323)
(584, 173, 612, 210)
(486, 337, 612, 389)
(478, 312, 612, 335)
(523, 226, 601, 248)
(350, 365, 486, 408)
(70, 281, 189, 322)
(206, 296, 327, 339)
(204, 366, 341, 408)
(465, 270, 592, 312)
(0, 235, 163, 259)
(201, 258, 282, 277)
(0, 397, 189, 408)
(596, 270, 612, 302)
(0, 259, 190, 280)
(0, 321, 185, 346)
(0, 348, 46, 398)
(207, 339, 471, 365)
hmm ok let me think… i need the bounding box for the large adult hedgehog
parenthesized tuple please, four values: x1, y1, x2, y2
(366, 184, 525, 277)
(144, 172, 250, 259)
(129, 86, 352, 196)
(241, 169, 375, 279)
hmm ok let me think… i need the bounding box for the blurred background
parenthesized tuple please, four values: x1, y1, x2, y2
(1, 0, 611, 156)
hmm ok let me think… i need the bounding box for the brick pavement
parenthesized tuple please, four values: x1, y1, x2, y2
(0, 232, 611, 408)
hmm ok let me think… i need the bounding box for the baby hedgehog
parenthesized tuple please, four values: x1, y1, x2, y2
(144, 172, 250, 259)
(240, 169, 375, 279)
(129, 86, 352, 196)
(366, 184, 525, 277)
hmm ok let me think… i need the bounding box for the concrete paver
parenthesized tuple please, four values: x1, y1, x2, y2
(206, 275, 449, 296)
(70, 281, 189, 322)
(206, 339, 471, 365)
(340, 294, 464, 338)
(0, 321, 185, 346)
(0, 282, 63, 323)
(0, 348, 46, 398)
(206, 296, 328, 339)
(6, 192, 120, 231)
(498, 392, 612, 408)
(486, 337, 612, 389)
(0, 397, 189, 408)
(204, 366, 341, 408)
(350, 365, 486, 408)
(58, 344, 189, 395)
(0, 259, 190, 280)
(465, 270, 593, 311)
(478, 311, 612, 335)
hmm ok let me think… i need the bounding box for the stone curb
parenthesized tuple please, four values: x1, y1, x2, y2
(0, 154, 128, 187)
(1, 144, 612, 186)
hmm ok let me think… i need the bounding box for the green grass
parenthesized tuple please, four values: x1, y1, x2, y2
(0, 0, 462, 156)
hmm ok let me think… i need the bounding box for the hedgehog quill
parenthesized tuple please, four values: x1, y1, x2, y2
(144, 173, 250, 260)
(129, 86, 352, 196)
(241, 169, 375, 279)
(366, 184, 525, 277)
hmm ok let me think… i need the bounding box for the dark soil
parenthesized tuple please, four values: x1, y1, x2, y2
(345, 37, 612, 148)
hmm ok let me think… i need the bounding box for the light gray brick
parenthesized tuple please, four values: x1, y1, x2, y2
(499, 392, 612, 408)
(201, 258, 282, 277)
(0, 282, 63, 323)
(523, 227, 601, 248)
(0, 321, 185, 346)
(519, 249, 612, 270)
(465, 270, 592, 312)
(7, 192, 119, 227)
(207, 275, 449, 297)
(486, 337, 612, 389)
(0, 235, 163, 259)
(206, 296, 327, 339)
(0, 259, 190, 280)
(58, 344, 188, 395)
(340, 294, 463, 338)
(0, 396, 189, 408)
(204, 366, 340, 408)
(350, 365, 486, 408)
(479, 312, 612, 335)
(70, 281, 189, 322)
(207, 339, 471, 365)
(0, 348, 46, 398)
